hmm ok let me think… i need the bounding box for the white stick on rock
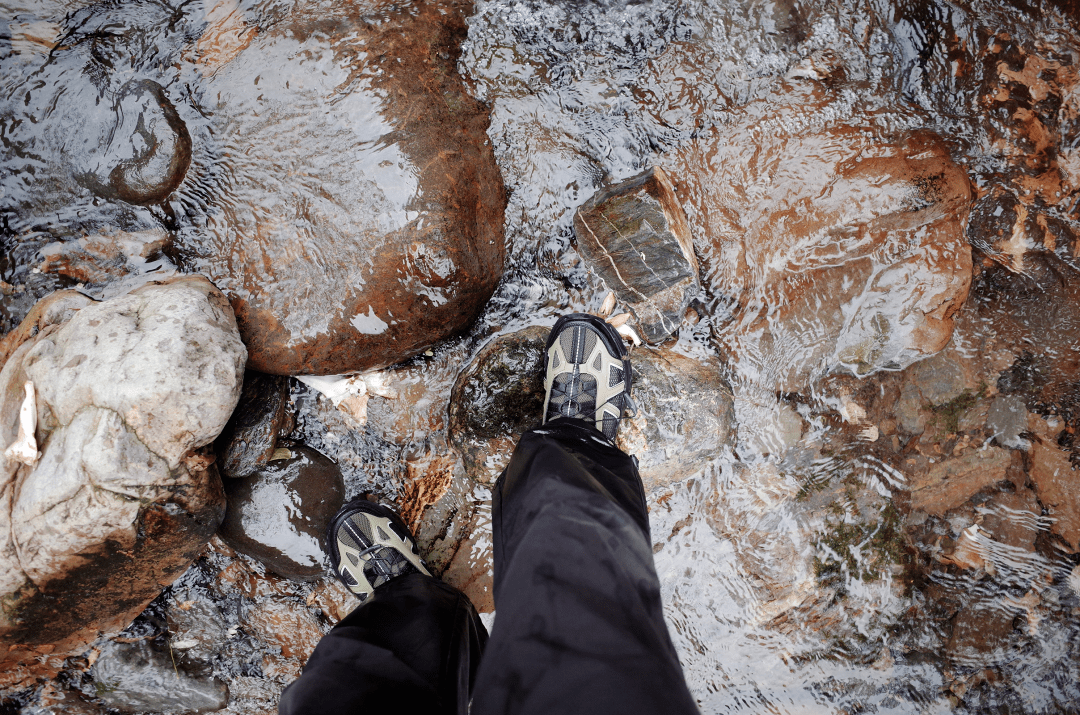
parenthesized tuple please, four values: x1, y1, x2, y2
(4, 381, 41, 467)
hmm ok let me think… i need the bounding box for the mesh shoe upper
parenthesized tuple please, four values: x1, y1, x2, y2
(327, 500, 430, 602)
(543, 313, 634, 439)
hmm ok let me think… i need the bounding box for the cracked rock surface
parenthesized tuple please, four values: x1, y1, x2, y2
(0, 276, 246, 686)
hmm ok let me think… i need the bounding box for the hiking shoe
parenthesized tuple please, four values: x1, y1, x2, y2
(326, 498, 430, 602)
(543, 312, 635, 440)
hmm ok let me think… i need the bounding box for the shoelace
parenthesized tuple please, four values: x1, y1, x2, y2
(356, 543, 394, 578)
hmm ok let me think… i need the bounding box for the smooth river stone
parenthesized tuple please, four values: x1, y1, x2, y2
(669, 82, 973, 392)
(189, 0, 506, 375)
(73, 79, 192, 206)
(219, 445, 345, 581)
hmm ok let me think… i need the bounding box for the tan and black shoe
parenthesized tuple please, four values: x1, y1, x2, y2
(326, 498, 430, 602)
(543, 313, 635, 440)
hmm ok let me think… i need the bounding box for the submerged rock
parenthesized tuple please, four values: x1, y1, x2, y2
(449, 325, 733, 489)
(186, 0, 507, 375)
(670, 83, 973, 391)
(0, 276, 245, 684)
(92, 640, 228, 714)
(617, 348, 734, 492)
(73, 79, 192, 206)
(1027, 414, 1080, 552)
(217, 372, 293, 479)
(448, 327, 547, 485)
(167, 599, 229, 666)
(3, 0, 507, 376)
(574, 167, 700, 343)
(242, 598, 328, 680)
(219, 445, 345, 580)
(903, 447, 1012, 516)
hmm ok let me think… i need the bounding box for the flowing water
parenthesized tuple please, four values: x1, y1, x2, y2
(2, 0, 1080, 711)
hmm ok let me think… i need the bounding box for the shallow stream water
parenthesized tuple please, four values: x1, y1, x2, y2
(3, 0, 1080, 711)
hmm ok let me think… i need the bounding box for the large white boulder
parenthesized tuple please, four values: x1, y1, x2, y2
(0, 276, 246, 687)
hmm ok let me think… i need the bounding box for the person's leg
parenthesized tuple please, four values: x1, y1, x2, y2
(280, 502, 488, 715)
(472, 314, 699, 715)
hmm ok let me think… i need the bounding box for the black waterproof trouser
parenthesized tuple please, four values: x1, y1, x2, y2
(279, 418, 699, 715)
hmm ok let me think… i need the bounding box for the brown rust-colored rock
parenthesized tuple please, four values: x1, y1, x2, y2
(1028, 415, 1080, 552)
(904, 447, 1012, 516)
(398, 453, 459, 532)
(670, 83, 973, 391)
(573, 167, 700, 343)
(196, 0, 506, 375)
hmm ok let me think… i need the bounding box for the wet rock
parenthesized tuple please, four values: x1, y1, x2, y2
(893, 347, 986, 436)
(306, 577, 357, 625)
(1027, 415, 1080, 552)
(241, 598, 326, 679)
(440, 518, 495, 614)
(36, 229, 171, 288)
(22, 683, 105, 715)
(972, 39, 1080, 210)
(448, 327, 547, 485)
(418, 479, 495, 615)
(217, 372, 293, 478)
(904, 447, 1012, 516)
(973, 254, 1080, 459)
(74, 79, 192, 206)
(209, 675, 279, 715)
(734, 390, 805, 459)
(946, 606, 1015, 668)
(220, 445, 345, 580)
(966, 185, 1025, 270)
(671, 84, 973, 391)
(182, 0, 258, 77)
(979, 488, 1041, 553)
(0, 290, 92, 368)
(986, 395, 1029, 449)
(6, 19, 63, 59)
(398, 453, 461, 532)
(4, 0, 506, 376)
(167, 599, 228, 665)
(92, 639, 228, 714)
(573, 167, 700, 343)
(0, 276, 244, 683)
(189, 0, 506, 375)
(616, 349, 734, 491)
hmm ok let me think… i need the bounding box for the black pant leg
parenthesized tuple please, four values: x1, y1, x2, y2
(471, 418, 699, 715)
(279, 572, 488, 715)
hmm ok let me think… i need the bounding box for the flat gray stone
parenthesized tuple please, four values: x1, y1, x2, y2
(574, 167, 699, 343)
(92, 640, 228, 714)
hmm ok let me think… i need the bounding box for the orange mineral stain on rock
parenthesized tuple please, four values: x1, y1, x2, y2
(671, 83, 972, 391)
